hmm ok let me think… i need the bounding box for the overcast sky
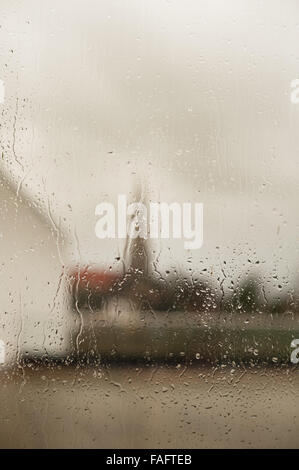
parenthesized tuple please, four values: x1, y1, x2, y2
(0, 0, 298, 294)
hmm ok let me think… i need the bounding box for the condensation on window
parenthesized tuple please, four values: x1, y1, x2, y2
(0, 0, 298, 449)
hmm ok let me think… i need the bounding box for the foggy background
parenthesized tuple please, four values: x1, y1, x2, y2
(0, 0, 299, 449)
(0, 0, 298, 285)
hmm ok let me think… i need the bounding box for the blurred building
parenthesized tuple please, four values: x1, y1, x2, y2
(0, 172, 72, 364)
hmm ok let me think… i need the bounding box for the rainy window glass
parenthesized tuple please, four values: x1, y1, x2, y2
(0, 0, 298, 451)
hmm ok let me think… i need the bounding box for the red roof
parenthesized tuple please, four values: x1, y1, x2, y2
(68, 266, 122, 293)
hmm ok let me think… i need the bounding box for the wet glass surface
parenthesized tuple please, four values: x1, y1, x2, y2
(0, 0, 298, 449)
